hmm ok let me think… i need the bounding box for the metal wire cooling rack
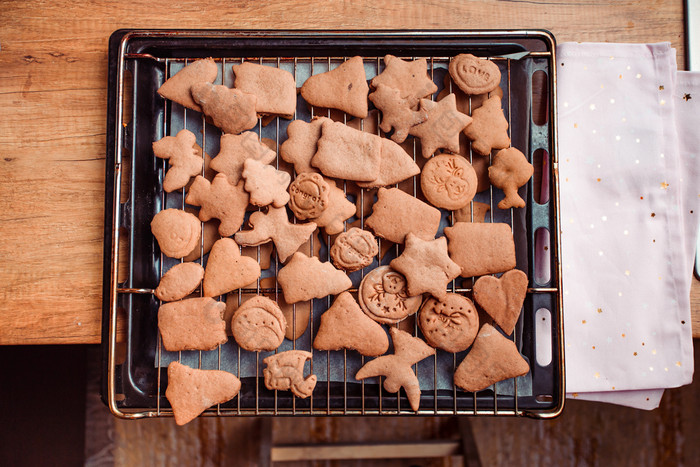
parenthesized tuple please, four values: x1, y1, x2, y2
(102, 30, 564, 419)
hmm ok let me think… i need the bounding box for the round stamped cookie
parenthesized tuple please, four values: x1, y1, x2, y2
(231, 296, 286, 352)
(418, 293, 479, 353)
(358, 266, 422, 324)
(330, 228, 378, 272)
(449, 54, 501, 95)
(288, 172, 330, 220)
(421, 153, 478, 210)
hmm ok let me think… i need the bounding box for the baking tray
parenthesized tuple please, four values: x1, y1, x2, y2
(102, 29, 564, 418)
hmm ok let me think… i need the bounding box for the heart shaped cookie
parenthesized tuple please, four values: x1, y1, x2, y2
(203, 238, 261, 297)
(472, 269, 528, 335)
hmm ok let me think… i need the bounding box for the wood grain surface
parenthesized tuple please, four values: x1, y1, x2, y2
(0, 0, 695, 345)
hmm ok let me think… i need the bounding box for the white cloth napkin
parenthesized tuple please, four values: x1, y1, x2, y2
(557, 42, 699, 409)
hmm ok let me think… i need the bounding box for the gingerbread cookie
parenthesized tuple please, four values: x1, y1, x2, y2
(355, 328, 435, 412)
(263, 350, 317, 398)
(277, 252, 352, 304)
(158, 297, 227, 351)
(449, 54, 501, 96)
(365, 187, 441, 244)
(418, 293, 479, 353)
(300, 56, 369, 118)
(155, 262, 205, 302)
(489, 147, 533, 209)
(191, 82, 258, 135)
(454, 201, 491, 223)
(234, 207, 317, 263)
(358, 266, 422, 324)
(184, 147, 216, 191)
(183, 217, 220, 262)
(231, 61, 297, 119)
(330, 227, 378, 272)
(151, 208, 201, 259)
(297, 177, 355, 236)
(443, 222, 516, 278)
(231, 296, 286, 351)
(389, 233, 461, 301)
(356, 138, 421, 189)
(288, 172, 329, 220)
(165, 361, 241, 426)
(439, 74, 504, 116)
(241, 158, 291, 208)
(312, 120, 381, 182)
(279, 117, 331, 174)
(314, 292, 389, 357)
(371, 55, 437, 108)
(472, 269, 528, 335)
(157, 58, 218, 113)
(408, 94, 472, 158)
(369, 83, 427, 143)
(185, 173, 249, 237)
(153, 129, 204, 193)
(210, 132, 277, 185)
(454, 323, 530, 393)
(421, 153, 478, 210)
(463, 95, 510, 156)
(203, 238, 261, 297)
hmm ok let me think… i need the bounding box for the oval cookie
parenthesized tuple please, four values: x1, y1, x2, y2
(421, 153, 478, 210)
(231, 296, 286, 352)
(330, 228, 378, 272)
(418, 293, 479, 353)
(449, 54, 501, 95)
(358, 266, 422, 324)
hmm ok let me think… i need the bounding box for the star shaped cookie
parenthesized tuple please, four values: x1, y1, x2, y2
(371, 55, 438, 108)
(152, 129, 203, 193)
(210, 132, 277, 185)
(185, 173, 249, 237)
(234, 206, 317, 263)
(408, 93, 472, 158)
(389, 233, 461, 300)
(355, 328, 435, 412)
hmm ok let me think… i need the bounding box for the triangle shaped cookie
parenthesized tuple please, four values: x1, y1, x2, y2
(300, 56, 369, 118)
(357, 138, 420, 188)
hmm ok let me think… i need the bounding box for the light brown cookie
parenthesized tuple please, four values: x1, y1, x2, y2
(263, 350, 317, 398)
(165, 361, 241, 426)
(356, 137, 421, 189)
(157, 58, 218, 112)
(210, 132, 277, 185)
(449, 54, 501, 95)
(241, 158, 291, 208)
(291, 176, 355, 236)
(312, 120, 382, 182)
(421, 153, 478, 210)
(151, 208, 201, 259)
(358, 265, 422, 324)
(231, 61, 297, 119)
(203, 238, 261, 297)
(489, 147, 534, 209)
(408, 94, 472, 158)
(158, 297, 227, 351)
(183, 217, 220, 262)
(371, 55, 438, 108)
(155, 262, 205, 302)
(313, 291, 389, 357)
(234, 206, 317, 263)
(288, 172, 330, 220)
(443, 222, 516, 278)
(368, 83, 428, 143)
(279, 117, 332, 174)
(185, 173, 249, 237)
(277, 252, 352, 304)
(231, 295, 286, 351)
(419, 293, 479, 353)
(365, 187, 441, 244)
(153, 129, 204, 193)
(330, 227, 378, 272)
(226, 292, 312, 341)
(472, 269, 528, 335)
(454, 323, 530, 393)
(463, 95, 510, 156)
(184, 147, 216, 191)
(191, 82, 258, 135)
(355, 328, 435, 412)
(300, 56, 369, 118)
(454, 201, 491, 223)
(389, 233, 461, 301)
(439, 74, 504, 116)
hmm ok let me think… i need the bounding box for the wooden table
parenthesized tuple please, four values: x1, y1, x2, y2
(1, 0, 697, 345)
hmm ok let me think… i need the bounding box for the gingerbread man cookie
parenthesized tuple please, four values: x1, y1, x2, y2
(153, 129, 204, 193)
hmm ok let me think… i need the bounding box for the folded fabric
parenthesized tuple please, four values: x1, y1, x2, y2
(557, 42, 698, 408)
